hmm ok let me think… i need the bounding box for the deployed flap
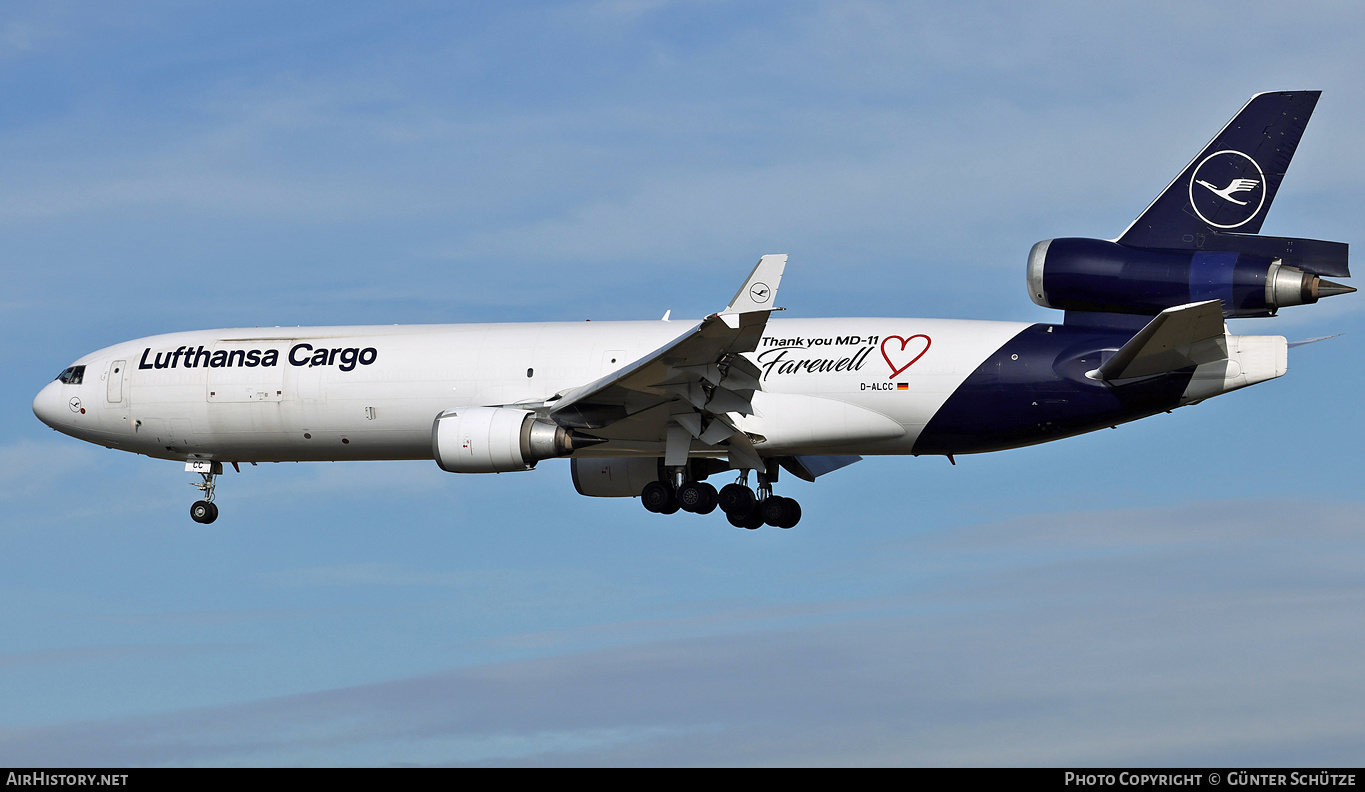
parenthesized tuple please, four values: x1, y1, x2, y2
(547, 256, 788, 470)
(1092, 300, 1227, 381)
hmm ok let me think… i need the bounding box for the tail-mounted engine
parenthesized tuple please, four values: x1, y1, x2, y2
(433, 407, 603, 473)
(1027, 237, 1352, 318)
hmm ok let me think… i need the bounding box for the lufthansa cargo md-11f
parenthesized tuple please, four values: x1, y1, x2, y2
(34, 92, 1354, 528)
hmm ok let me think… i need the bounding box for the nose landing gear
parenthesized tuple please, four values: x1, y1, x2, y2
(187, 460, 222, 524)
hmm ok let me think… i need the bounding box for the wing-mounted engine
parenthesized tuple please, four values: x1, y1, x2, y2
(1027, 237, 1353, 319)
(432, 407, 603, 473)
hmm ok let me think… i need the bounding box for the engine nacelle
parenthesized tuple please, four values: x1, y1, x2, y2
(433, 407, 592, 473)
(570, 457, 661, 498)
(1027, 237, 1352, 318)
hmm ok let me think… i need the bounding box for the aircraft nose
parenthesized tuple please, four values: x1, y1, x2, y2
(32, 380, 65, 430)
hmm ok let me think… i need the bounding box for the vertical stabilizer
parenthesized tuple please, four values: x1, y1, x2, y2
(1118, 91, 1320, 248)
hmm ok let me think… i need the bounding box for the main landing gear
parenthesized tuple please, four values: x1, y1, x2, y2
(187, 460, 222, 524)
(640, 466, 801, 529)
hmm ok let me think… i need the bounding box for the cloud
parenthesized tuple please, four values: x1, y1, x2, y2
(3, 498, 1361, 766)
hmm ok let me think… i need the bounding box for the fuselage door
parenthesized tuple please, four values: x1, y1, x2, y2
(106, 360, 126, 403)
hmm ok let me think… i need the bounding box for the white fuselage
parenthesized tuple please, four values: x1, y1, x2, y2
(33, 317, 1029, 463)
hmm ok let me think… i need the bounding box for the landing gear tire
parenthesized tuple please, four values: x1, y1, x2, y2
(641, 481, 675, 514)
(718, 483, 756, 516)
(727, 505, 764, 530)
(677, 481, 718, 514)
(190, 500, 218, 524)
(761, 496, 801, 529)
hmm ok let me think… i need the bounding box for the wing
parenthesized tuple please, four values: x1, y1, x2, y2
(546, 254, 787, 470)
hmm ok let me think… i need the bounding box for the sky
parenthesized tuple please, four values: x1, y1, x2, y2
(2, 0, 1364, 767)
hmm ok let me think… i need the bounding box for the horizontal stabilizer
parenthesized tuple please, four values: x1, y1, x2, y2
(1091, 300, 1227, 381)
(1178, 234, 1350, 278)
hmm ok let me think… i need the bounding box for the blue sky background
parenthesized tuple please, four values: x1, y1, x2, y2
(2, 0, 1363, 766)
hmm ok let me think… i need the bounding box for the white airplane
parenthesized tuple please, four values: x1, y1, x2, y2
(33, 91, 1353, 528)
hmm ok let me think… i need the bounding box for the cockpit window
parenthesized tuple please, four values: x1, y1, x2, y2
(56, 365, 85, 385)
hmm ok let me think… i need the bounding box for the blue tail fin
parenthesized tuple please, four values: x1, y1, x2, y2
(1118, 91, 1320, 249)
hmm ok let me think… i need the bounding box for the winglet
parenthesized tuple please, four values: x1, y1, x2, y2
(722, 254, 787, 315)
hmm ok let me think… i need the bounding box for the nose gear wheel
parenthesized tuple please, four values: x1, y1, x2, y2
(190, 500, 219, 524)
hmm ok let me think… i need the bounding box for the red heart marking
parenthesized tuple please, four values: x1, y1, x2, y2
(881, 334, 931, 380)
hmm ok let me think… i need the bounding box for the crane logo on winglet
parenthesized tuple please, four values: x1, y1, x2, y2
(1188, 149, 1266, 229)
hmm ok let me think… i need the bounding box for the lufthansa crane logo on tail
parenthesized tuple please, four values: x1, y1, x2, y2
(1188, 149, 1266, 229)
(1196, 177, 1259, 205)
(749, 282, 771, 303)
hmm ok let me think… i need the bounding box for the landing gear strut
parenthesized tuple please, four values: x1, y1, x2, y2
(187, 460, 222, 524)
